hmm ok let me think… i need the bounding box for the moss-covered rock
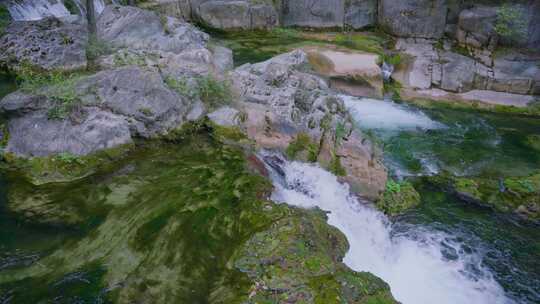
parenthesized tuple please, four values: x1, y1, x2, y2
(2, 143, 134, 185)
(430, 172, 540, 220)
(376, 180, 421, 216)
(234, 208, 398, 304)
(526, 134, 540, 152)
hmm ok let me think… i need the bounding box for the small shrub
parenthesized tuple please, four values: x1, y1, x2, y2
(166, 75, 232, 109)
(386, 180, 401, 193)
(86, 38, 110, 62)
(54, 152, 86, 165)
(16, 62, 82, 120)
(495, 4, 528, 42)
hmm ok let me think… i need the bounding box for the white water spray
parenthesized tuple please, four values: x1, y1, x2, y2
(6, 0, 105, 21)
(267, 156, 512, 304)
(343, 95, 443, 131)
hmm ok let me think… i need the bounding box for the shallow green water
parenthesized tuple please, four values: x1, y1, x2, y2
(383, 107, 540, 177)
(0, 136, 277, 303)
(350, 101, 540, 303)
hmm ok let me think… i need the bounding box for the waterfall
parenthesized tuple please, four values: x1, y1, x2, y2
(6, 0, 106, 21)
(264, 153, 513, 304)
(382, 61, 394, 82)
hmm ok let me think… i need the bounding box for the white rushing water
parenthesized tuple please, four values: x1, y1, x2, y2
(343, 95, 443, 131)
(267, 157, 512, 304)
(7, 0, 105, 21)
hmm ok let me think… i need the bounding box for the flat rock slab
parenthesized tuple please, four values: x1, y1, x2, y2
(306, 47, 383, 98)
(404, 88, 535, 108)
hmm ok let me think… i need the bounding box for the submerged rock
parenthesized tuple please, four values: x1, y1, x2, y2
(430, 172, 540, 221)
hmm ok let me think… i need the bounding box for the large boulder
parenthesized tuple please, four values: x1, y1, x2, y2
(281, 0, 345, 28)
(0, 66, 196, 157)
(230, 50, 387, 200)
(0, 16, 87, 71)
(529, 0, 540, 51)
(344, 0, 377, 29)
(5, 108, 132, 157)
(306, 47, 383, 98)
(456, 6, 498, 51)
(191, 0, 278, 30)
(378, 0, 448, 39)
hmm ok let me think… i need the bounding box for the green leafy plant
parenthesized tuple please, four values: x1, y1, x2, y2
(386, 180, 402, 194)
(166, 75, 232, 109)
(495, 4, 528, 42)
(86, 38, 110, 62)
(54, 152, 86, 165)
(17, 62, 82, 120)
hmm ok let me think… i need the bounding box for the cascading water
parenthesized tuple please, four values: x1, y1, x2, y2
(6, 0, 105, 21)
(264, 153, 512, 304)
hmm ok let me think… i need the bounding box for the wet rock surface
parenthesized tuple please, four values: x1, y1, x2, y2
(229, 50, 387, 200)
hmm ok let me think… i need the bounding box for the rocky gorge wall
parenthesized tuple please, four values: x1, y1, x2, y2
(152, 0, 540, 51)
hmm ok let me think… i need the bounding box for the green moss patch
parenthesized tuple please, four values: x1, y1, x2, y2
(376, 180, 421, 216)
(286, 133, 319, 163)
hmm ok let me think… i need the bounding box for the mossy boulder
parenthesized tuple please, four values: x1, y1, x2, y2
(234, 208, 398, 304)
(432, 172, 540, 221)
(376, 180, 421, 216)
(526, 134, 540, 152)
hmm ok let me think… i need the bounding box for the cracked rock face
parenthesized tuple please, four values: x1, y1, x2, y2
(378, 0, 447, 39)
(191, 0, 278, 30)
(281, 0, 345, 28)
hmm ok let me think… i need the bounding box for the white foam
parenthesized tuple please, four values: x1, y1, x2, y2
(7, 0, 105, 21)
(269, 158, 512, 304)
(343, 95, 443, 131)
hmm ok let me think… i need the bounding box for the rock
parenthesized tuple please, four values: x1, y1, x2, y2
(378, 0, 447, 39)
(98, 5, 208, 54)
(6, 108, 132, 157)
(489, 53, 540, 95)
(135, 0, 192, 20)
(456, 6, 498, 51)
(526, 135, 540, 152)
(76, 66, 190, 138)
(198, 1, 251, 30)
(401, 88, 535, 109)
(344, 0, 377, 29)
(231, 50, 387, 200)
(0, 66, 194, 158)
(376, 180, 421, 216)
(207, 106, 240, 127)
(0, 16, 87, 71)
(250, 4, 279, 30)
(236, 207, 398, 303)
(393, 38, 438, 90)
(211, 45, 234, 73)
(439, 51, 477, 93)
(529, 0, 540, 51)
(306, 47, 383, 98)
(448, 173, 540, 221)
(281, 0, 345, 28)
(191, 0, 278, 30)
